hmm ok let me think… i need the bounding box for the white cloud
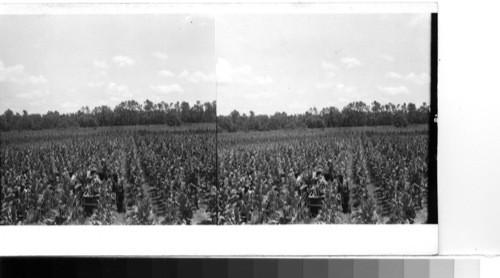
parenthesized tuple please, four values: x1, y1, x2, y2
(93, 60, 109, 69)
(150, 84, 183, 94)
(338, 97, 350, 103)
(378, 86, 410, 96)
(110, 94, 133, 102)
(107, 82, 129, 93)
(385, 72, 430, 86)
(178, 70, 216, 83)
(87, 82, 105, 88)
(16, 90, 50, 99)
(243, 90, 278, 100)
(153, 52, 168, 60)
(216, 58, 274, 85)
(325, 72, 336, 79)
(315, 82, 335, 89)
(381, 54, 396, 62)
(28, 99, 48, 108)
(0, 60, 47, 84)
(112, 55, 135, 67)
(386, 71, 404, 79)
(340, 57, 362, 68)
(61, 101, 80, 110)
(28, 75, 47, 84)
(321, 61, 337, 79)
(322, 61, 338, 70)
(4, 64, 25, 74)
(93, 59, 109, 75)
(405, 72, 430, 86)
(336, 83, 357, 93)
(158, 70, 175, 77)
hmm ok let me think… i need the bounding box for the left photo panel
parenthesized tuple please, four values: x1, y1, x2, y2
(0, 14, 217, 225)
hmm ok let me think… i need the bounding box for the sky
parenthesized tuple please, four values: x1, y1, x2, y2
(0, 14, 430, 116)
(0, 14, 215, 114)
(215, 14, 431, 115)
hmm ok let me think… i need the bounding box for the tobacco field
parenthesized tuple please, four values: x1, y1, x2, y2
(0, 124, 216, 225)
(217, 126, 429, 224)
(0, 125, 429, 225)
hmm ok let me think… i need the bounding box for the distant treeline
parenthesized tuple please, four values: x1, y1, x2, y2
(217, 101, 430, 132)
(0, 100, 430, 132)
(0, 100, 216, 131)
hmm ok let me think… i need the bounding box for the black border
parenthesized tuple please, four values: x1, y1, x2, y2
(427, 13, 438, 224)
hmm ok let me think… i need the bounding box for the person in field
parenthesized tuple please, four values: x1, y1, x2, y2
(115, 177, 125, 213)
(339, 177, 350, 214)
(321, 159, 350, 213)
(96, 158, 109, 181)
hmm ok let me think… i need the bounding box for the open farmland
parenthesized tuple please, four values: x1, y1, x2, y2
(217, 125, 429, 224)
(0, 124, 216, 225)
(0, 124, 430, 225)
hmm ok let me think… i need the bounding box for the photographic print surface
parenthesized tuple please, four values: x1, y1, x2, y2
(216, 14, 435, 224)
(0, 14, 217, 225)
(0, 11, 436, 226)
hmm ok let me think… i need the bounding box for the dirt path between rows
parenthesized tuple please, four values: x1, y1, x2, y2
(358, 137, 377, 201)
(111, 135, 155, 224)
(131, 134, 166, 216)
(345, 148, 356, 217)
(107, 139, 135, 225)
(358, 136, 384, 220)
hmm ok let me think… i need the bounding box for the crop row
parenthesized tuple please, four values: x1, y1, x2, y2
(1, 126, 428, 225)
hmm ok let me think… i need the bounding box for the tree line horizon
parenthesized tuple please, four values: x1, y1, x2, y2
(0, 99, 430, 132)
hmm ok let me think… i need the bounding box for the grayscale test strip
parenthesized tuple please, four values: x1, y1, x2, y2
(0, 258, 481, 278)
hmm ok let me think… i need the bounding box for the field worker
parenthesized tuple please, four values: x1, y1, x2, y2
(62, 167, 69, 179)
(115, 178, 125, 213)
(88, 167, 93, 178)
(311, 174, 325, 197)
(318, 174, 328, 195)
(91, 177, 101, 194)
(227, 188, 237, 203)
(73, 181, 83, 196)
(101, 158, 108, 173)
(70, 171, 77, 183)
(340, 180, 350, 213)
(314, 166, 324, 179)
(277, 172, 287, 190)
(92, 172, 101, 186)
(295, 173, 303, 184)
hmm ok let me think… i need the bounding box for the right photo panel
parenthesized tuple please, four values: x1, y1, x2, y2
(215, 14, 435, 225)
